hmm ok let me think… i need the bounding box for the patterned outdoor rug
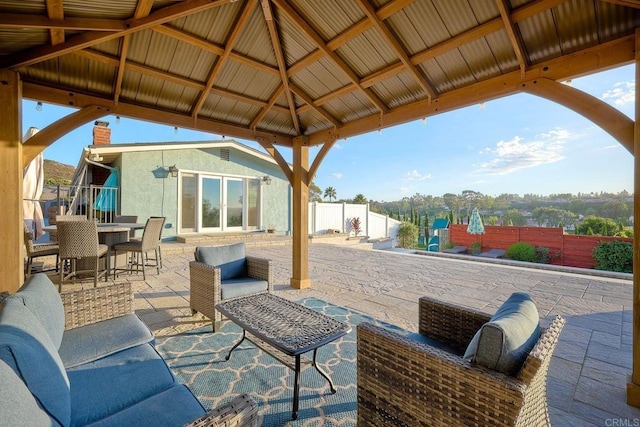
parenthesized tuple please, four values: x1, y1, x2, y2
(155, 298, 406, 426)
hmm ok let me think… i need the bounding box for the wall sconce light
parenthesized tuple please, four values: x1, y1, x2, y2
(262, 175, 272, 185)
(169, 165, 179, 177)
(36, 102, 43, 111)
(115, 116, 121, 125)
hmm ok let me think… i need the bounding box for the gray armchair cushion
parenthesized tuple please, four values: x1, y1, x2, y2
(195, 243, 247, 280)
(59, 313, 154, 368)
(463, 292, 540, 375)
(14, 273, 65, 349)
(0, 297, 71, 426)
(221, 278, 269, 300)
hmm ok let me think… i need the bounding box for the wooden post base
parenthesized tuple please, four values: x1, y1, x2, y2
(289, 278, 311, 289)
(627, 376, 640, 408)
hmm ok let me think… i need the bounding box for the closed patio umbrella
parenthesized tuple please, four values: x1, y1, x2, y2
(23, 127, 45, 239)
(467, 207, 485, 235)
(94, 167, 119, 212)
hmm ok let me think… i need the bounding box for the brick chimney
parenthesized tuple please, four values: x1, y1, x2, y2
(92, 120, 111, 145)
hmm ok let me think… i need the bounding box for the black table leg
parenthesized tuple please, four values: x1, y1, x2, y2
(312, 348, 337, 393)
(225, 329, 246, 361)
(292, 355, 300, 420)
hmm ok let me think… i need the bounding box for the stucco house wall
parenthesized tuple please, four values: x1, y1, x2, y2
(98, 141, 289, 239)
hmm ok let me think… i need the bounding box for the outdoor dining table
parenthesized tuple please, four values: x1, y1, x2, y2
(43, 222, 145, 275)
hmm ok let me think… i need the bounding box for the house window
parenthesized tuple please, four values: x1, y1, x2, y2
(179, 173, 262, 233)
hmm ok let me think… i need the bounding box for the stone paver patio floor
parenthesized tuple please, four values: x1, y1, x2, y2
(61, 241, 640, 426)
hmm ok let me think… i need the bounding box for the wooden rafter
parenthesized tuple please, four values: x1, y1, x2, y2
(601, 0, 640, 7)
(0, 0, 235, 69)
(289, 0, 565, 113)
(250, 86, 285, 130)
(45, 0, 65, 45)
(73, 49, 290, 114)
(355, 0, 435, 99)
(152, 25, 280, 77)
(262, 0, 300, 134)
(0, 14, 123, 31)
(271, 0, 389, 114)
(114, 0, 154, 104)
(192, 0, 256, 118)
(496, 0, 528, 78)
(289, 83, 341, 128)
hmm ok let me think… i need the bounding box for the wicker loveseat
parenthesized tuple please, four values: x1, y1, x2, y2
(0, 274, 259, 426)
(190, 243, 273, 332)
(357, 295, 565, 427)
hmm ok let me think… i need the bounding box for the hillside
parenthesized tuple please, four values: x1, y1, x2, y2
(43, 159, 75, 185)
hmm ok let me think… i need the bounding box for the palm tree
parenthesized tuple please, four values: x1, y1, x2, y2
(324, 186, 337, 202)
(353, 193, 367, 204)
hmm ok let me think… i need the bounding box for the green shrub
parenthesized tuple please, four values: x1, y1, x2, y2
(535, 246, 549, 264)
(592, 241, 633, 273)
(397, 222, 418, 249)
(505, 242, 537, 262)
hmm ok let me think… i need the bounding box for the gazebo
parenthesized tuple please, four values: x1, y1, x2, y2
(1, 0, 640, 406)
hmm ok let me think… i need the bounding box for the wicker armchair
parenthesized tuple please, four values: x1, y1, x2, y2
(190, 244, 273, 332)
(23, 223, 59, 279)
(61, 283, 260, 426)
(357, 296, 565, 427)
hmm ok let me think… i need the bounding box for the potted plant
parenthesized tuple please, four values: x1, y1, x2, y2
(469, 241, 482, 255)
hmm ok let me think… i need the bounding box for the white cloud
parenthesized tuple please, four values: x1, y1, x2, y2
(399, 187, 410, 194)
(601, 81, 635, 106)
(403, 170, 431, 181)
(331, 172, 343, 179)
(477, 130, 569, 176)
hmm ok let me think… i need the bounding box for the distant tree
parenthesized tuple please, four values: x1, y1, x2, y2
(576, 216, 620, 236)
(532, 207, 577, 227)
(488, 215, 499, 225)
(600, 200, 629, 223)
(353, 193, 367, 204)
(324, 186, 337, 202)
(461, 189, 483, 217)
(503, 209, 526, 226)
(309, 181, 323, 203)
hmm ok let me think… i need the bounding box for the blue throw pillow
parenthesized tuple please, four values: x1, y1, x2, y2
(463, 292, 540, 376)
(195, 243, 247, 280)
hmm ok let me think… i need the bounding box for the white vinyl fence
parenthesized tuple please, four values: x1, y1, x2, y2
(308, 202, 401, 240)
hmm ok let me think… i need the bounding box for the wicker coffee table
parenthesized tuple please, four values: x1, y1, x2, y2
(216, 293, 351, 420)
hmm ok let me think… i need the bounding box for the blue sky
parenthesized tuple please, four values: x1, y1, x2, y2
(25, 64, 634, 202)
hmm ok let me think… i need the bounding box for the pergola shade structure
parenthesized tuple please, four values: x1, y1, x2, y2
(2, 0, 640, 406)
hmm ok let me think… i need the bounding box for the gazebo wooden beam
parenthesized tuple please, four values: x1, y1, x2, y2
(307, 34, 636, 145)
(628, 27, 640, 408)
(22, 82, 294, 147)
(0, 70, 24, 293)
(22, 105, 111, 165)
(45, 0, 65, 45)
(521, 78, 634, 154)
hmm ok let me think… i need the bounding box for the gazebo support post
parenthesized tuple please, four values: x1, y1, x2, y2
(627, 28, 640, 407)
(290, 136, 310, 289)
(0, 70, 24, 294)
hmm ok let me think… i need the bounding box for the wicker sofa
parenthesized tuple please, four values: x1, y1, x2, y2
(357, 295, 565, 427)
(190, 243, 273, 332)
(0, 273, 259, 426)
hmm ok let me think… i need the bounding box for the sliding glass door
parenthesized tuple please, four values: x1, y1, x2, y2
(180, 173, 261, 233)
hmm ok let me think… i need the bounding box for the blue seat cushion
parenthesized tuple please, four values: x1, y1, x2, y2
(14, 273, 65, 349)
(67, 343, 177, 426)
(195, 243, 247, 280)
(463, 292, 540, 376)
(86, 385, 205, 427)
(221, 278, 268, 300)
(0, 296, 71, 426)
(0, 360, 56, 427)
(59, 314, 154, 368)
